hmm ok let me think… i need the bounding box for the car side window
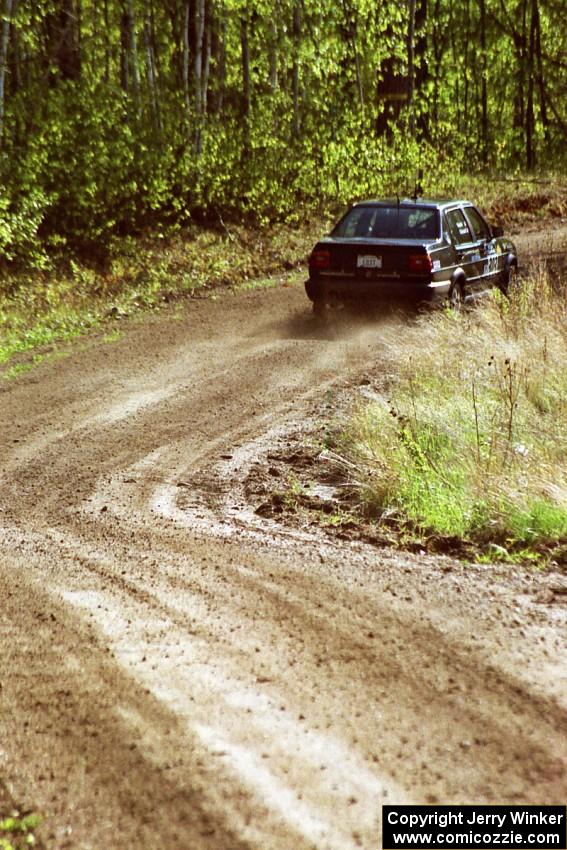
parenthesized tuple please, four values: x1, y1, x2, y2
(445, 209, 473, 245)
(463, 206, 491, 242)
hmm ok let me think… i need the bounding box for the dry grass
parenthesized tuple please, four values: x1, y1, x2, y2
(430, 175, 567, 231)
(341, 268, 567, 559)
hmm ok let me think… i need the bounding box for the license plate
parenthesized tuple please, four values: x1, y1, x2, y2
(357, 254, 382, 269)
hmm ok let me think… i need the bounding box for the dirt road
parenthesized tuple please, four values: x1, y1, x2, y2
(1, 246, 566, 849)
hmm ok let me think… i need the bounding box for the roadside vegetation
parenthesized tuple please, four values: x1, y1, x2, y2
(339, 265, 567, 562)
(0, 812, 40, 850)
(0, 219, 321, 375)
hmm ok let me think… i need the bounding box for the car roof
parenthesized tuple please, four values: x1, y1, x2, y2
(352, 198, 472, 210)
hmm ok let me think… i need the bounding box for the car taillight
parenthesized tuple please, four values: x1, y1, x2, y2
(408, 253, 433, 273)
(309, 249, 331, 270)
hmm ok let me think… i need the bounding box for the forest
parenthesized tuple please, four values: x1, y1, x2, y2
(0, 0, 565, 263)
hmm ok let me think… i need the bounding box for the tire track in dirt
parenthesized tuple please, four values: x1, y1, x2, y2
(1, 269, 566, 849)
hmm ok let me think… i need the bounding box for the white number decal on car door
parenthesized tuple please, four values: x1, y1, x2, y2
(485, 254, 498, 275)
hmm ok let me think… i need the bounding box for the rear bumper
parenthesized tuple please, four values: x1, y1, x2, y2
(305, 275, 451, 305)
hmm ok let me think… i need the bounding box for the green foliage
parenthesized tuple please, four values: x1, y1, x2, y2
(0, 0, 563, 265)
(0, 813, 40, 849)
(0, 192, 50, 268)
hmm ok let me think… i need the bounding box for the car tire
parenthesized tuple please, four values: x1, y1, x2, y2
(448, 282, 464, 312)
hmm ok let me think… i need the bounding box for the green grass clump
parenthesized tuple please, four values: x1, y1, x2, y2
(341, 269, 567, 559)
(0, 813, 41, 849)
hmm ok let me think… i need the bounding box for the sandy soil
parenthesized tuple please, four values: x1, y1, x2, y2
(0, 227, 566, 850)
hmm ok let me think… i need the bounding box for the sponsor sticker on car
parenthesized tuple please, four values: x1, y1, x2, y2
(357, 255, 382, 269)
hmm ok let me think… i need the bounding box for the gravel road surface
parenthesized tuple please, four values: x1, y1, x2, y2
(1, 231, 566, 849)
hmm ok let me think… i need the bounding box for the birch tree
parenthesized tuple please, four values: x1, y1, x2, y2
(0, 0, 13, 143)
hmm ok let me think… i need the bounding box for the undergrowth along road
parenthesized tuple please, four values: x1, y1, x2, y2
(334, 266, 567, 561)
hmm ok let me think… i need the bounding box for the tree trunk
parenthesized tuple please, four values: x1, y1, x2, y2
(376, 30, 408, 136)
(415, 0, 428, 137)
(103, 0, 110, 84)
(144, 16, 160, 130)
(525, 0, 537, 168)
(44, 0, 81, 83)
(194, 0, 204, 113)
(292, 2, 301, 135)
(269, 18, 278, 93)
(61, 0, 81, 80)
(120, 3, 129, 91)
(128, 0, 140, 104)
(0, 0, 13, 144)
(182, 1, 191, 118)
(341, 0, 364, 109)
(202, 1, 211, 115)
(194, 0, 205, 152)
(217, 12, 226, 113)
(533, 0, 548, 139)
(149, 0, 161, 85)
(120, 0, 140, 102)
(463, 0, 470, 133)
(449, 1, 461, 133)
(407, 0, 416, 133)
(208, 5, 225, 114)
(240, 11, 251, 121)
(479, 0, 488, 163)
(431, 0, 442, 135)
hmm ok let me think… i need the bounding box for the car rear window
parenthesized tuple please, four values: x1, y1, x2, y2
(332, 206, 439, 240)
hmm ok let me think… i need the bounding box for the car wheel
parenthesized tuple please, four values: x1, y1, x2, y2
(448, 282, 464, 312)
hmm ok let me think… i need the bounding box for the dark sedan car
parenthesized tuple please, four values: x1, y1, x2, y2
(305, 198, 518, 315)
